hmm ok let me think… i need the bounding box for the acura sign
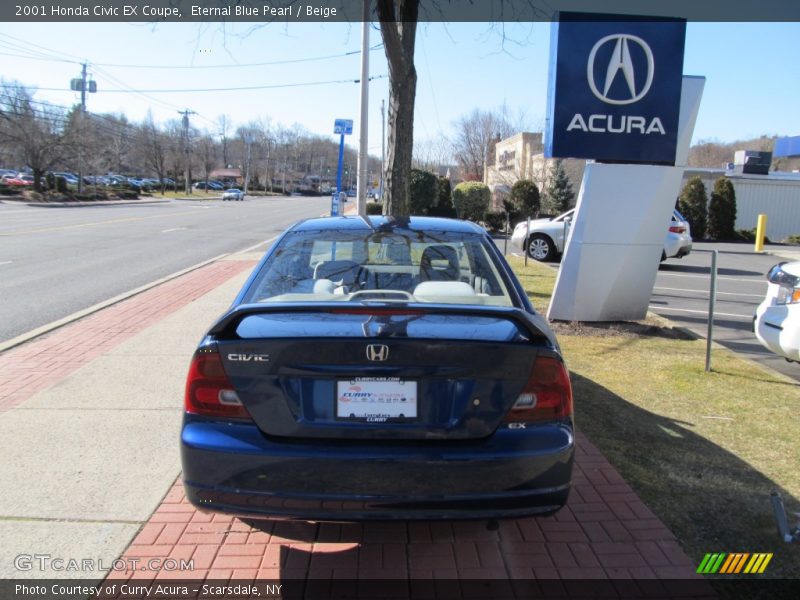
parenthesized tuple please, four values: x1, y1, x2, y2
(545, 13, 686, 165)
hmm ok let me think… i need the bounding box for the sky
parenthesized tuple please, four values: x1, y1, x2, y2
(0, 20, 798, 160)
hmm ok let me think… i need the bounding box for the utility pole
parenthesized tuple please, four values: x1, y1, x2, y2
(356, 0, 369, 216)
(71, 61, 96, 195)
(78, 62, 87, 195)
(243, 133, 253, 194)
(380, 98, 385, 201)
(179, 109, 196, 194)
(80, 62, 87, 112)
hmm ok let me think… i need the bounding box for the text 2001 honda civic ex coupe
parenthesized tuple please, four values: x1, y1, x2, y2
(181, 216, 574, 520)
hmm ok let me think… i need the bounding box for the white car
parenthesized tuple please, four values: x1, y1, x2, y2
(754, 261, 800, 363)
(222, 188, 245, 201)
(510, 209, 692, 262)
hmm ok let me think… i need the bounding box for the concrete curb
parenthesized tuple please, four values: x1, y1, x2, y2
(1, 198, 172, 207)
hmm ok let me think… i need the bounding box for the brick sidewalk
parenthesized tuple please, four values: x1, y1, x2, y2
(0, 260, 255, 414)
(110, 437, 712, 597)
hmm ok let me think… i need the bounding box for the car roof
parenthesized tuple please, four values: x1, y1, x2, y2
(289, 215, 486, 235)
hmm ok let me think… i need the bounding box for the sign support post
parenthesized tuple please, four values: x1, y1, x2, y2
(332, 119, 353, 216)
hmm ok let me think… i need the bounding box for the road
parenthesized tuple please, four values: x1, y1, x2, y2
(3, 201, 798, 382)
(651, 242, 799, 382)
(0, 195, 329, 343)
(505, 240, 798, 382)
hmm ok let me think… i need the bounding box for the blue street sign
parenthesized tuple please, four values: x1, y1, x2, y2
(545, 13, 686, 165)
(334, 119, 354, 135)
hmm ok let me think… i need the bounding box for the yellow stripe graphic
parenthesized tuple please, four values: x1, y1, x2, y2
(744, 554, 760, 574)
(758, 554, 773, 574)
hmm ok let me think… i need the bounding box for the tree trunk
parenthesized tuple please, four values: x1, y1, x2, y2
(32, 167, 43, 194)
(377, 0, 419, 218)
(383, 69, 417, 217)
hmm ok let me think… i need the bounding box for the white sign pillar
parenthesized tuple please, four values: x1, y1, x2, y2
(547, 76, 705, 322)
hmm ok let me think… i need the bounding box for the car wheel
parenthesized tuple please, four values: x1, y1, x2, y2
(527, 234, 555, 262)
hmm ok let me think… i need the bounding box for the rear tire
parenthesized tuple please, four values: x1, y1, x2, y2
(527, 234, 555, 262)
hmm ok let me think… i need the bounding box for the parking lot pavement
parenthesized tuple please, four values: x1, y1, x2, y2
(652, 242, 800, 382)
(0, 246, 710, 593)
(505, 239, 800, 382)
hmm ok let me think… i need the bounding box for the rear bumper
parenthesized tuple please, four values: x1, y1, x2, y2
(664, 235, 692, 259)
(181, 415, 574, 520)
(673, 242, 692, 258)
(755, 301, 800, 362)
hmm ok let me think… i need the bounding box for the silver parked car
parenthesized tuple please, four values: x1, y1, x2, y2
(222, 188, 245, 201)
(510, 209, 692, 262)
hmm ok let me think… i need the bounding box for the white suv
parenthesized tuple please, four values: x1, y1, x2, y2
(754, 261, 800, 363)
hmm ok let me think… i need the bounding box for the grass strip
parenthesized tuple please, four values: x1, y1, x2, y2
(509, 255, 800, 580)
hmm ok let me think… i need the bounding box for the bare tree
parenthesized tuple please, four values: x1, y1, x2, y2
(0, 81, 75, 193)
(165, 120, 185, 192)
(236, 123, 260, 192)
(451, 107, 517, 181)
(138, 112, 168, 193)
(217, 114, 231, 168)
(105, 114, 133, 175)
(197, 133, 218, 192)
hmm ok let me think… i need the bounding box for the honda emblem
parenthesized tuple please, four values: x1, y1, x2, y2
(366, 344, 389, 362)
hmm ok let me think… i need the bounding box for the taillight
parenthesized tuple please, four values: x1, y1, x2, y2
(506, 356, 573, 422)
(185, 349, 251, 420)
(668, 225, 686, 234)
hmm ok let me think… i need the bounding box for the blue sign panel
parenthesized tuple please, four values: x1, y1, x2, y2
(334, 119, 353, 135)
(545, 13, 686, 165)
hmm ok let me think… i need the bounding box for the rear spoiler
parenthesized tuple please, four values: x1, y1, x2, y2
(208, 302, 555, 345)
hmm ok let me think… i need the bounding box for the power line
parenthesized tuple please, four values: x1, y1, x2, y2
(92, 44, 385, 69)
(0, 49, 81, 65)
(0, 75, 388, 95)
(0, 33, 85, 63)
(89, 64, 196, 116)
(0, 39, 384, 71)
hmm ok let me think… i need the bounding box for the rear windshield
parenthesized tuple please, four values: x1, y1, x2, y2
(243, 229, 515, 307)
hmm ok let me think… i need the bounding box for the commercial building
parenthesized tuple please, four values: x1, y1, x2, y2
(683, 167, 800, 242)
(484, 132, 584, 212)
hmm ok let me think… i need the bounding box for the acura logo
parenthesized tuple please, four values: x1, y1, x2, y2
(366, 344, 389, 362)
(587, 34, 654, 105)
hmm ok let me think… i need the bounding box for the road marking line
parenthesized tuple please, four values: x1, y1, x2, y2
(0, 261, 12, 266)
(161, 227, 187, 233)
(648, 305, 753, 320)
(653, 286, 765, 298)
(658, 272, 759, 283)
(0, 209, 204, 236)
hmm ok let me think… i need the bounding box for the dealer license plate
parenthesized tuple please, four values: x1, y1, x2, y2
(336, 377, 418, 422)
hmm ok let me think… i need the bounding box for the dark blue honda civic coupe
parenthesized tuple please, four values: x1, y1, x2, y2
(181, 215, 574, 520)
